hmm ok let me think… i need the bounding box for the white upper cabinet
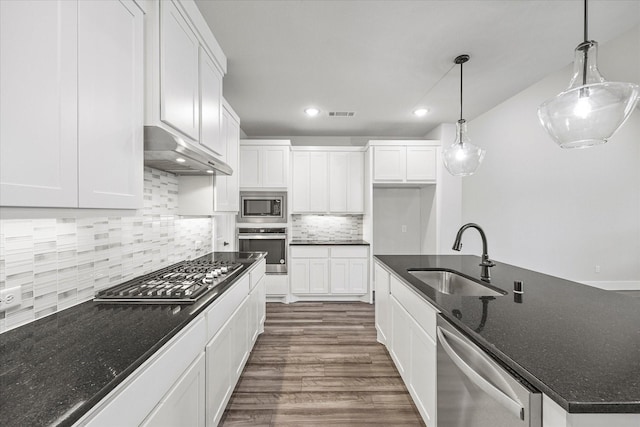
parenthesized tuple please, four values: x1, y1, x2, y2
(78, 0, 143, 209)
(214, 101, 240, 212)
(199, 48, 224, 156)
(146, 0, 227, 156)
(0, 0, 143, 209)
(371, 141, 439, 185)
(239, 141, 291, 189)
(160, 0, 200, 141)
(329, 151, 364, 213)
(292, 151, 328, 213)
(291, 148, 365, 214)
(0, 0, 78, 207)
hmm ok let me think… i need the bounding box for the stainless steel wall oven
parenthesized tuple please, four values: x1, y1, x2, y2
(237, 227, 287, 273)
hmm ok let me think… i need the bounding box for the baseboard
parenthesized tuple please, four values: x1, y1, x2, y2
(580, 280, 640, 291)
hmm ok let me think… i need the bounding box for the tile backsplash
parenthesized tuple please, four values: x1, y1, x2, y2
(292, 214, 363, 241)
(0, 168, 212, 333)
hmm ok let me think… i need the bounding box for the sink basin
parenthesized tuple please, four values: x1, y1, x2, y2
(407, 269, 506, 297)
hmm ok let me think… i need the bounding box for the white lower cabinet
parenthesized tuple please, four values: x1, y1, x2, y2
(142, 353, 206, 427)
(205, 319, 233, 426)
(376, 261, 438, 427)
(290, 246, 369, 297)
(374, 262, 391, 344)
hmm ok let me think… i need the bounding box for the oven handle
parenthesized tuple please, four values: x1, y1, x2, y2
(238, 234, 287, 240)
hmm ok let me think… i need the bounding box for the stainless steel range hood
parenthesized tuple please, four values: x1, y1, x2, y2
(143, 126, 232, 175)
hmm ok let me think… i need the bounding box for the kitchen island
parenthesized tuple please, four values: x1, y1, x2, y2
(374, 255, 640, 425)
(0, 252, 266, 427)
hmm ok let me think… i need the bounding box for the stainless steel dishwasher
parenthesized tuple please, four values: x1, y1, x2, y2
(437, 316, 541, 427)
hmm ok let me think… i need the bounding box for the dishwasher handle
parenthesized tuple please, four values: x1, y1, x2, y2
(437, 326, 525, 420)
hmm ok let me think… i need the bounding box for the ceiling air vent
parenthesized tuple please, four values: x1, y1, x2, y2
(328, 111, 356, 117)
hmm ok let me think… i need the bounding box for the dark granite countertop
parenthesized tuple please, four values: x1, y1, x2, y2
(290, 239, 370, 245)
(374, 255, 640, 414)
(0, 252, 266, 427)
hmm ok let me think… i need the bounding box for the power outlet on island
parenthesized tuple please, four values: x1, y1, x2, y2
(0, 286, 22, 311)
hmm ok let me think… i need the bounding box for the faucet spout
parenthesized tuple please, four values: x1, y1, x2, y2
(452, 223, 496, 281)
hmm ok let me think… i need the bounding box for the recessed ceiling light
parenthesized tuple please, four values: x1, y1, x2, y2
(304, 107, 320, 117)
(206, 170, 214, 174)
(413, 108, 429, 117)
(176, 158, 186, 163)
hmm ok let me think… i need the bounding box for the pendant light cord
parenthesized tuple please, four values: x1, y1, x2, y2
(459, 60, 464, 121)
(582, 0, 588, 86)
(583, 0, 588, 43)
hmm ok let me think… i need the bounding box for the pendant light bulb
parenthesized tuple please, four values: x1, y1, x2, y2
(443, 55, 486, 177)
(537, 0, 639, 148)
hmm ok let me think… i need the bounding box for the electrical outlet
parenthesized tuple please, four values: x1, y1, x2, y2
(401, 225, 407, 233)
(0, 287, 22, 311)
(595, 265, 601, 273)
(195, 240, 202, 250)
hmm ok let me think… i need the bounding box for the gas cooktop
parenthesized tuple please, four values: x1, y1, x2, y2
(94, 258, 243, 304)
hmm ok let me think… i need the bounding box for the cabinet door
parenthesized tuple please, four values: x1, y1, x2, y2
(406, 146, 436, 182)
(309, 258, 329, 294)
(390, 296, 411, 380)
(409, 320, 437, 427)
(0, 0, 78, 207)
(215, 108, 240, 212)
(309, 152, 328, 212)
(160, 0, 199, 140)
(78, 0, 143, 209)
(373, 146, 405, 181)
(290, 259, 310, 294)
(262, 146, 289, 188)
(347, 152, 365, 213)
(348, 259, 368, 294)
(330, 259, 349, 293)
(329, 152, 349, 212)
(199, 49, 223, 156)
(239, 146, 261, 188)
(291, 152, 310, 212)
(374, 262, 391, 343)
(205, 324, 232, 426)
(214, 214, 235, 252)
(142, 353, 206, 427)
(257, 276, 266, 327)
(232, 298, 250, 378)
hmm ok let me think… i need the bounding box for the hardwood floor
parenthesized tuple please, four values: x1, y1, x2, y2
(220, 302, 426, 426)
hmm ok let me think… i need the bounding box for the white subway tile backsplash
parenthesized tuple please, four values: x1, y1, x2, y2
(0, 167, 213, 333)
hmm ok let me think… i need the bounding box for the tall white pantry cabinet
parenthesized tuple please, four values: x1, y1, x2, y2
(0, 0, 144, 209)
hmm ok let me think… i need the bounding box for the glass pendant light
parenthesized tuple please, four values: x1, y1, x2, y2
(443, 55, 486, 176)
(537, 0, 639, 148)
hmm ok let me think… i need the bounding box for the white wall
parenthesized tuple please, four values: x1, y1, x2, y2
(461, 26, 640, 283)
(426, 123, 462, 254)
(373, 188, 422, 254)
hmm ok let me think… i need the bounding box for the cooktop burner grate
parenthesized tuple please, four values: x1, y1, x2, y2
(94, 259, 243, 304)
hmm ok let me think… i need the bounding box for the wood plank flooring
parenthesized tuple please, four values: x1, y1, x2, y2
(220, 302, 426, 426)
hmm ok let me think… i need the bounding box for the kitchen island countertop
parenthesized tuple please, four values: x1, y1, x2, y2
(0, 252, 266, 427)
(374, 254, 640, 414)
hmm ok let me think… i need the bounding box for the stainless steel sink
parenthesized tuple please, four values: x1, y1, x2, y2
(407, 270, 506, 297)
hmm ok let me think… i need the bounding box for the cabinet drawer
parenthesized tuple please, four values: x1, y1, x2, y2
(290, 246, 330, 258)
(206, 274, 250, 341)
(330, 246, 368, 258)
(390, 275, 438, 340)
(250, 259, 266, 289)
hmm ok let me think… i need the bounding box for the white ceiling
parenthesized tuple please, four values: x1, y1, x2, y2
(195, 0, 640, 138)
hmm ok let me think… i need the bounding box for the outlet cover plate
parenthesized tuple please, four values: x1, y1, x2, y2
(0, 286, 22, 311)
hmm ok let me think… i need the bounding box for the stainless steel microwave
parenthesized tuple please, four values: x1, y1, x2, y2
(238, 192, 287, 223)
